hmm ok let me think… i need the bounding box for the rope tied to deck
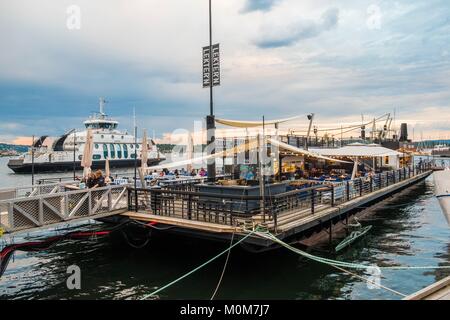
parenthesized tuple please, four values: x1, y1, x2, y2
(140, 227, 261, 300)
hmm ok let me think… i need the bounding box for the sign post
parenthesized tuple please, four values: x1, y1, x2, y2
(203, 0, 220, 182)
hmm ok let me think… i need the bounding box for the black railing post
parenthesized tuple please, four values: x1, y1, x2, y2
(393, 170, 396, 184)
(370, 176, 373, 192)
(346, 181, 350, 201)
(134, 189, 138, 212)
(274, 211, 278, 233)
(386, 172, 389, 187)
(127, 188, 132, 211)
(330, 184, 335, 207)
(311, 189, 315, 214)
(378, 173, 382, 189)
(188, 194, 192, 220)
(154, 191, 159, 214)
(359, 178, 363, 196)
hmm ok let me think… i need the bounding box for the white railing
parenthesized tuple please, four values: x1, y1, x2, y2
(0, 184, 129, 233)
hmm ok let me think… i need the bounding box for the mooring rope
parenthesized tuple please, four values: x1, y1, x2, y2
(139, 222, 449, 300)
(210, 232, 235, 300)
(140, 228, 258, 300)
(256, 231, 450, 271)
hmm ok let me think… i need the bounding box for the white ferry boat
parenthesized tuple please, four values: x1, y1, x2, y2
(7, 98, 165, 173)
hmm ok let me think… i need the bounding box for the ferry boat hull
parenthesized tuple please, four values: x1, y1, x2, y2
(7, 158, 164, 174)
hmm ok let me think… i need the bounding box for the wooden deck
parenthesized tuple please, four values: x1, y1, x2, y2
(404, 276, 450, 300)
(122, 211, 241, 233)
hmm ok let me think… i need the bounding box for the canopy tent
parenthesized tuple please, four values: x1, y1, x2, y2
(145, 138, 260, 171)
(309, 144, 403, 158)
(215, 115, 300, 128)
(145, 136, 350, 172)
(268, 138, 351, 164)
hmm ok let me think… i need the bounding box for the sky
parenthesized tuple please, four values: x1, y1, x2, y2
(0, 0, 449, 144)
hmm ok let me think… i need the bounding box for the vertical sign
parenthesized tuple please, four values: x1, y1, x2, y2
(202, 43, 220, 88)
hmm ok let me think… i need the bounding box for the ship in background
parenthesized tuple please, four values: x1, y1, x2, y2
(7, 98, 165, 174)
(431, 145, 450, 157)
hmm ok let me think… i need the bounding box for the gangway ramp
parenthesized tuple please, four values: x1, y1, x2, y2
(0, 182, 129, 234)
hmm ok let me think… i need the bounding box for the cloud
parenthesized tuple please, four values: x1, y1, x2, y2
(241, 0, 280, 13)
(0, 1, 449, 142)
(255, 7, 339, 48)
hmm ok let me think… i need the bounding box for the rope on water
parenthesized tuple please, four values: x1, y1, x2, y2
(140, 228, 258, 300)
(255, 231, 409, 297)
(210, 232, 235, 300)
(257, 231, 450, 271)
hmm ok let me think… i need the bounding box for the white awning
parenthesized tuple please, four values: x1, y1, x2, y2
(268, 138, 352, 163)
(215, 115, 300, 128)
(309, 144, 403, 158)
(146, 137, 351, 171)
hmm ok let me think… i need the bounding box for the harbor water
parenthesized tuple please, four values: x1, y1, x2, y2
(0, 157, 450, 299)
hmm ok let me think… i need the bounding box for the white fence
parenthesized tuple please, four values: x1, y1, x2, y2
(0, 185, 129, 233)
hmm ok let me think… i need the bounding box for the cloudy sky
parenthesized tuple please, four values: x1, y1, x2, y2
(0, 0, 449, 144)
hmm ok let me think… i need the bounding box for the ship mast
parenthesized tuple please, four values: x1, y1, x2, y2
(99, 97, 106, 117)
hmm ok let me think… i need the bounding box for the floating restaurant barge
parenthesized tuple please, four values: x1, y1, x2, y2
(0, 163, 434, 251)
(121, 164, 433, 249)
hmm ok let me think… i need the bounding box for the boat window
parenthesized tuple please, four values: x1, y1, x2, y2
(95, 144, 99, 149)
(117, 144, 122, 159)
(93, 154, 101, 160)
(130, 153, 136, 159)
(78, 155, 82, 160)
(103, 144, 108, 159)
(123, 144, 128, 158)
(110, 144, 115, 159)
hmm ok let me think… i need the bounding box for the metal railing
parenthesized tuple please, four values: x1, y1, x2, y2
(0, 184, 129, 233)
(0, 181, 85, 201)
(128, 164, 431, 232)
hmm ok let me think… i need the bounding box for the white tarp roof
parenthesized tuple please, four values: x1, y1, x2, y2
(268, 138, 351, 163)
(146, 137, 351, 171)
(309, 144, 403, 158)
(215, 115, 300, 128)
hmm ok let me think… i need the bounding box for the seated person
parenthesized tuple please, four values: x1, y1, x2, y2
(198, 167, 207, 177)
